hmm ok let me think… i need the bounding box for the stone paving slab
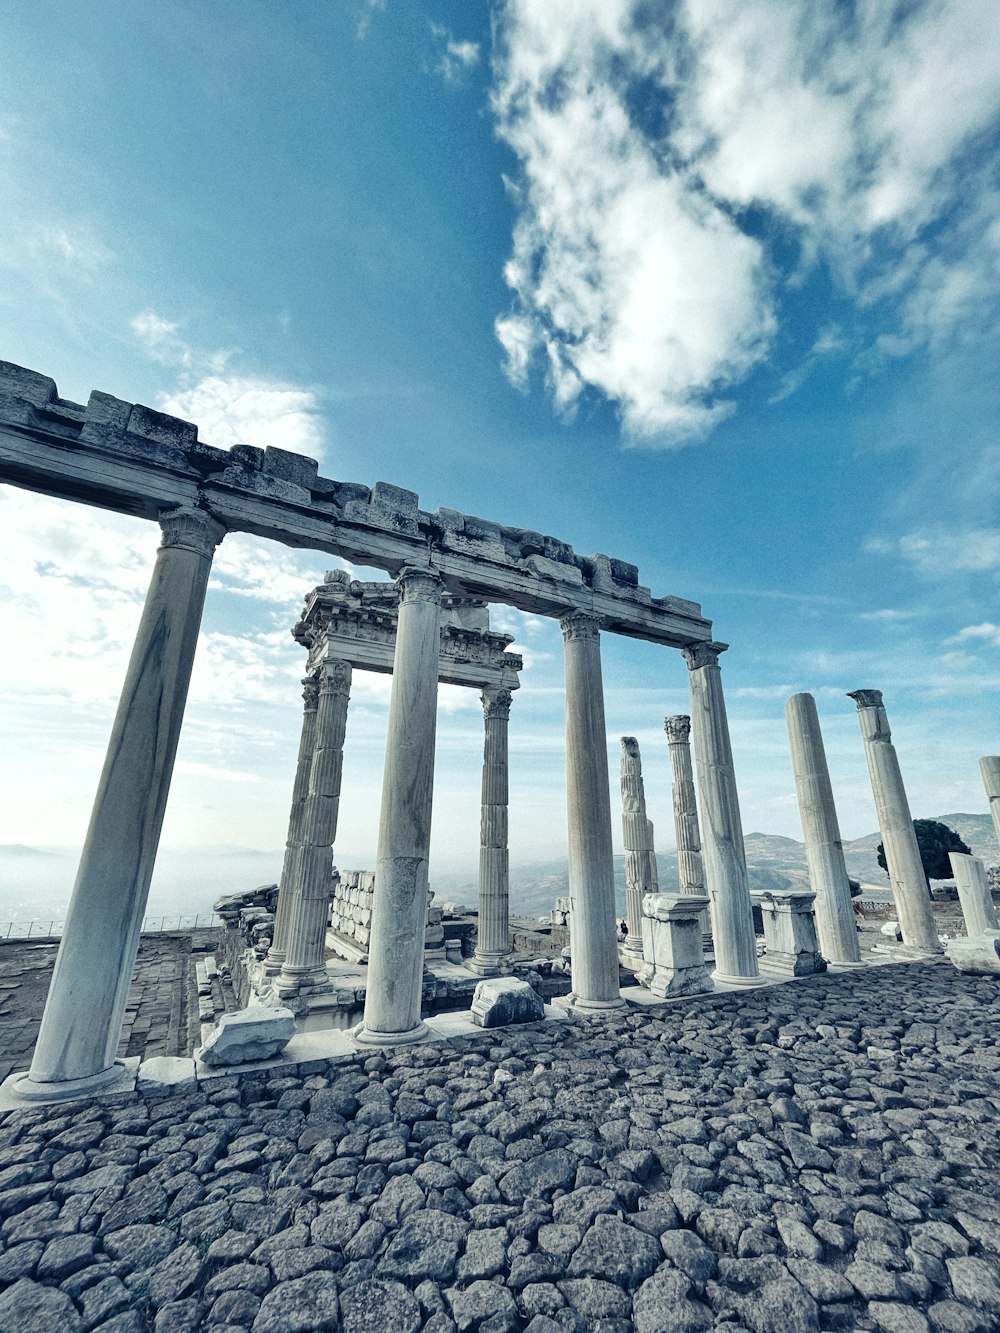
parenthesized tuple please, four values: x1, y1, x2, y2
(2, 959, 1000, 1331)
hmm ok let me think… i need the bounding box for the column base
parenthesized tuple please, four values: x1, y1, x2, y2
(465, 952, 515, 977)
(711, 969, 765, 987)
(352, 1020, 433, 1047)
(553, 992, 628, 1017)
(1, 1059, 136, 1108)
(273, 967, 332, 1000)
(618, 943, 644, 973)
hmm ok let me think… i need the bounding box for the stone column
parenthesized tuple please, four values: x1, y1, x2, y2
(357, 568, 443, 1043)
(469, 687, 514, 976)
(785, 693, 862, 965)
(620, 737, 655, 962)
(683, 643, 759, 984)
(664, 715, 712, 946)
(275, 655, 352, 997)
(848, 690, 939, 953)
(981, 758, 1000, 848)
(264, 674, 320, 976)
(22, 507, 225, 1098)
(560, 612, 624, 1010)
(949, 853, 999, 937)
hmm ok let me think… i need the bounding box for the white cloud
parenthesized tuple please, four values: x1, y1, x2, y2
(431, 25, 481, 84)
(950, 623, 1000, 648)
(492, 0, 1000, 442)
(869, 526, 1000, 577)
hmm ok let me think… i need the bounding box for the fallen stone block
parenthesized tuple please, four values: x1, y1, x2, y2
(470, 978, 544, 1028)
(198, 1007, 296, 1066)
(945, 933, 1000, 975)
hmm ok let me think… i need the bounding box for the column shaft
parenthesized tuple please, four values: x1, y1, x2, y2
(359, 568, 442, 1041)
(620, 737, 654, 957)
(265, 675, 320, 972)
(785, 693, 862, 964)
(471, 687, 513, 975)
(949, 852, 999, 937)
(27, 507, 224, 1092)
(981, 758, 1000, 849)
(683, 643, 759, 983)
(848, 690, 939, 952)
(664, 715, 712, 944)
(561, 612, 623, 1009)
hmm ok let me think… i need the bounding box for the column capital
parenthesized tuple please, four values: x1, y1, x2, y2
(317, 657, 352, 696)
(481, 686, 513, 719)
(621, 735, 641, 759)
(664, 714, 691, 743)
(847, 688, 883, 710)
(396, 566, 443, 605)
(301, 674, 320, 708)
(682, 641, 728, 672)
(560, 610, 602, 642)
(158, 506, 226, 556)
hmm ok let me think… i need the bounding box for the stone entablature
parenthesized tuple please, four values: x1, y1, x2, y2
(0, 361, 711, 647)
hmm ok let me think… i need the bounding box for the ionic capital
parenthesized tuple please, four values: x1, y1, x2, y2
(847, 689, 883, 711)
(481, 687, 513, 719)
(396, 566, 443, 605)
(560, 610, 602, 642)
(682, 640, 728, 672)
(664, 714, 691, 743)
(158, 506, 226, 557)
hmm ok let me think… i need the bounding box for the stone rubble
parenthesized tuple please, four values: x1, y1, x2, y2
(0, 962, 999, 1330)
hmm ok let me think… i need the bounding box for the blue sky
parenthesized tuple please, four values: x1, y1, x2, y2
(1, 0, 998, 895)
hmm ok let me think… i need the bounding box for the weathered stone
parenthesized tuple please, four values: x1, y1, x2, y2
(339, 1280, 421, 1333)
(945, 935, 1000, 975)
(199, 1008, 296, 1066)
(446, 1281, 519, 1332)
(253, 1274, 341, 1332)
(566, 1216, 663, 1286)
(946, 1256, 1000, 1312)
(633, 1268, 711, 1333)
(0, 1279, 82, 1333)
(470, 978, 544, 1028)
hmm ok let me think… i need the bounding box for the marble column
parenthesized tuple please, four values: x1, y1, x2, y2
(785, 693, 862, 965)
(264, 674, 320, 976)
(848, 690, 939, 953)
(981, 757, 1000, 849)
(664, 715, 712, 946)
(22, 507, 225, 1098)
(469, 687, 513, 976)
(275, 655, 352, 997)
(620, 737, 655, 961)
(357, 567, 443, 1043)
(949, 853, 999, 937)
(683, 643, 759, 984)
(560, 612, 624, 1010)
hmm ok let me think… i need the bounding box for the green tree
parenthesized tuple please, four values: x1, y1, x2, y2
(877, 819, 972, 891)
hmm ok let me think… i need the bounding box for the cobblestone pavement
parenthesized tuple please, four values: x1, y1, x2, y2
(2, 959, 1000, 1333)
(0, 935, 211, 1082)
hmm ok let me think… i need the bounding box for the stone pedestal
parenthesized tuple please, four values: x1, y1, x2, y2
(683, 643, 759, 985)
(265, 675, 320, 976)
(275, 655, 352, 998)
(785, 693, 861, 965)
(981, 757, 1000, 848)
(949, 852, 999, 936)
(620, 736, 655, 964)
(753, 889, 827, 976)
(21, 507, 225, 1098)
(469, 687, 514, 976)
(638, 893, 713, 998)
(664, 715, 712, 947)
(560, 612, 625, 1011)
(357, 568, 443, 1044)
(848, 690, 940, 953)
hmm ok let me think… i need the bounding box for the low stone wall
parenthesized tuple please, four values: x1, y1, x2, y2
(330, 869, 374, 955)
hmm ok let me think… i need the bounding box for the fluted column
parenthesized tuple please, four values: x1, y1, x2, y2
(469, 687, 513, 976)
(981, 758, 1000, 849)
(664, 714, 712, 946)
(264, 674, 320, 975)
(357, 567, 443, 1043)
(21, 507, 225, 1098)
(620, 737, 654, 960)
(683, 643, 759, 984)
(949, 853, 999, 937)
(560, 612, 624, 1010)
(848, 690, 939, 953)
(275, 655, 352, 996)
(785, 693, 862, 965)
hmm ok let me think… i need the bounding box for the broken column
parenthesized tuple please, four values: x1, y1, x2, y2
(753, 889, 827, 976)
(21, 507, 225, 1098)
(683, 643, 759, 985)
(264, 674, 320, 976)
(664, 715, 712, 947)
(848, 690, 940, 953)
(949, 852, 999, 936)
(275, 654, 352, 998)
(638, 893, 713, 997)
(620, 736, 655, 964)
(785, 693, 861, 965)
(560, 611, 625, 1011)
(981, 757, 1000, 848)
(357, 567, 443, 1043)
(469, 687, 514, 976)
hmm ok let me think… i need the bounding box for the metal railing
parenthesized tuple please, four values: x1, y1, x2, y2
(2, 913, 223, 941)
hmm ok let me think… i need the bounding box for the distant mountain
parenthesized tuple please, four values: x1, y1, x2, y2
(0, 844, 52, 857)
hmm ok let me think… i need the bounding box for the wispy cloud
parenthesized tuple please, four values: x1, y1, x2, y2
(867, 526, 1000, 577)
(949, 622, 1000, 649)
(492, 0, 1000, 444)
(430, 24, 480, 85)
